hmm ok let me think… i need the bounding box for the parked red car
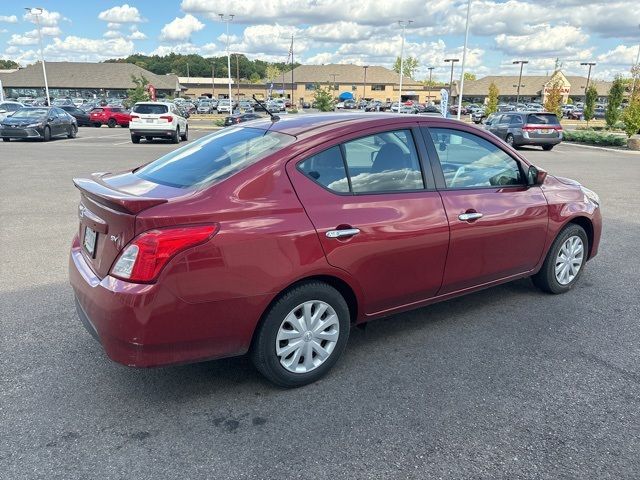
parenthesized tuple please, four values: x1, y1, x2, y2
(89, 106, 131, 128)
(69, 114, 602, 387)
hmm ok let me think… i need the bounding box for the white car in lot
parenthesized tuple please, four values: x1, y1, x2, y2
(129, 102, 188, 144)
(0, 101, 24, 121)
(217, 99, 232, 113)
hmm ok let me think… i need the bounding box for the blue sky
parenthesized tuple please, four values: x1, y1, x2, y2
(1, 1, 638, 81)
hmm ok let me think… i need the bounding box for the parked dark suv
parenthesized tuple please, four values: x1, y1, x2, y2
(487, 112, 562, 151)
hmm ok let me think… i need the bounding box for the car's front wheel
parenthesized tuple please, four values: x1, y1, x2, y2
(67, 125, 78, 138)
(172, 126, 180, 144)
(251, 282, 350, 387)
(542, 145, 554, 151)
(107, 118, 117, 128)
(532, 223, 588, 294)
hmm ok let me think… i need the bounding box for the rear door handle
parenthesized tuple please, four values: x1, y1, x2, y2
(458, 212, 483, 221)
(326, 228, 360, 239)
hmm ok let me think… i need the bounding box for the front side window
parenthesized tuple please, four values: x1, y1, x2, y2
(429, 128, 524, 188)
(298, 130, 425, 194)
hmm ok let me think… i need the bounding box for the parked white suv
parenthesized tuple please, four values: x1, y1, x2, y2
(216, 99, 232, 113)
(129, 102, 188, 144)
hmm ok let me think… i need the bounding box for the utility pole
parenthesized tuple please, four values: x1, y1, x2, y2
(455, 0, 472, 120)
(25, 7, 50, 106)
(580, 62, 596, 102)
(397, 20, 413, 109)
(290, 35, 295, 105)
(211, 63, 215, 98)
(513, 60, 528, 104)
(236, 54, 240, 99)
(631, 24, 640, 96)
(427, 66, 434, 102)
(444, 58, 459, 100)
(362, 65, 369, 102)
(330, 74, 339, 91)
(218, 14, 234, 103)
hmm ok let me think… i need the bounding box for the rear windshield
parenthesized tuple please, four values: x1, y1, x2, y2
(133, 104, 169, 114)
(527, 113, 559, 125)
(136, 127, 295, 188)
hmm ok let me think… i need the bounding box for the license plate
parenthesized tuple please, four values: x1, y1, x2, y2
(538, 129, 551, 134)
(83, 226, 97, 257)
(145, 118, 153, 123)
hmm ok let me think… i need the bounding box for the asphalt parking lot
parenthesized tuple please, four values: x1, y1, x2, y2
(1, 129, 639, 479)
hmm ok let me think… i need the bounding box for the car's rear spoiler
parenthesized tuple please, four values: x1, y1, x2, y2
(73, 173, 168, 214)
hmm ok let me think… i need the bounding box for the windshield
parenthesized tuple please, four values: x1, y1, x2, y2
(133, 104, 168, 114)
(10, 108, 48, 119)
(136, 127, 295, 188)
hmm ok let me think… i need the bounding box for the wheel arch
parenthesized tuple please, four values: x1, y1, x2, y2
(566, 215, 595, 259)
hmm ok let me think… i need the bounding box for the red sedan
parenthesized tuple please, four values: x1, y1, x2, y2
(69, 114, 601, 387)
(89, 106, 131, 128)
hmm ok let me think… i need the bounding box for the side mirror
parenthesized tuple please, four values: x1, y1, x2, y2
(527, 165, 547, 186)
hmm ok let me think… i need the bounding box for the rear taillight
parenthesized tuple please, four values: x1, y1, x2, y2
(159, 115, 173, 122)
(130, 114, 139, 119)
(111, 224, 218, 283)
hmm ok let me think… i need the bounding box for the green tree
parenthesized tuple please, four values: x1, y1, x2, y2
(249, 72, 261, 83)
(583, 84, 598, 124)
(313, 84, 334, 112)
(486, 82, 499, 114)
(393, 56, 419, 79)
(464, 72, 476, 81)
(605, 76, 625, 128)
(544, 80, 564, 117)
(0, 59, 19, 69)
(265, 64, 281, 84)
(622, 99, 640, 138)
(126, 74, 150, 106)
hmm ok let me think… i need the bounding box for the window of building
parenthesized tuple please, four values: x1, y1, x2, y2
(305, 83, 316, 91)
(371, 84, 385, 91)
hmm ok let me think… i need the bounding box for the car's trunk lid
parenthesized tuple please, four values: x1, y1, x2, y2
(73, 171, 184, 278)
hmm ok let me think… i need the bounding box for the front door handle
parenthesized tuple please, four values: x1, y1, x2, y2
(326, 228, 360, 239)
(458, 212, 483, 222)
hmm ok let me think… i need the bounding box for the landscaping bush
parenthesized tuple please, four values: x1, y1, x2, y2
(563, 130, 627, 147)
(214, 118, 225, 127)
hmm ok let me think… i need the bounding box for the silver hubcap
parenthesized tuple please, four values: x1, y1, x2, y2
(555, 235, 584, 285)
(275, 301, 339, 374)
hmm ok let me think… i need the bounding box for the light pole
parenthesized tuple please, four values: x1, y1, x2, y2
(444, 58, 459, 100)
(631, 24, 640, 97)
(397, 20, 413, 110)
(218, 14, 234, 105)
(580, 61, 596, 103)
(329, 74, 339, 91)
(455, 0, 472, 120)
(513, 60, 528, 104)
(427, 66, 435, 102)
(25, 7, 50, 106)
(362, 65, 369, 102)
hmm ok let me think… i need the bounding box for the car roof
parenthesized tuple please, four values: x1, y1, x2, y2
(246, 113, 467, 137)
(134, 102, 172, 107)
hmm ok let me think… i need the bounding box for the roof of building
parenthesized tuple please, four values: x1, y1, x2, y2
(459, 72, 611, 97)
(0, 62, 180, 90)
(280, 64, 421, 86)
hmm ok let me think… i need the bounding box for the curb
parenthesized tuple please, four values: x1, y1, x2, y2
(563, 142, 640, 155)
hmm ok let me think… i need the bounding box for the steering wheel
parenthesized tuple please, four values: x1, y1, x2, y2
(450, 166, 467, 187)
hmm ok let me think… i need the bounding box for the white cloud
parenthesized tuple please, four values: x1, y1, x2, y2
(98, 4, 143, 24)
(149, 42, 218, 56)
(103, 30, 122, 39)
(0, 15, 18, 23)
(7, 27, 62, 46)
(129, 30, 147, 40)
(495, 25, 588, 57)
(45, 36, 135, 60)
(107, 23, 122, 30)
(159, 14, 204, 42)
(23, 9, 64, 27)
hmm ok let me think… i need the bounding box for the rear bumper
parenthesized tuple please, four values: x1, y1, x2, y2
(69, 243, 268, 367)
(130, 128, 175, 137)
(516, 132, 562, 146)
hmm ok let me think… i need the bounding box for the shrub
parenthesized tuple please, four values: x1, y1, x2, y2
(214, 118, 225, 127)
(621, 99, 640, 138)
(605, 76, 625, 128)
(563, 130, 626, 147)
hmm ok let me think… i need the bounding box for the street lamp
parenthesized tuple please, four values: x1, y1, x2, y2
(362, 65, 369, 102)
(25, 7, 50, 106)
(218, 14, 234, 106)
(455, 0, 472, 120)
(397, 20, 413, 110)
(427, 66, 435, 102)
(444, 58, 459, 100)
(513, 60, 529, 104)
(631, 24, 640, 96)
(580, 61, 596, 102)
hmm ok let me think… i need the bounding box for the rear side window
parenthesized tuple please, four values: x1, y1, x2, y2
(133, 104, 169, 115)
(527, 113, 559, 125)
(136, 127, 295, 188)
(510, 115, 523, 125)
(92, 108, 103, 113)
(298, 129, 425, 194)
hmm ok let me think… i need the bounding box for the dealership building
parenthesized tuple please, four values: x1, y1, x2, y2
(0, 61, 181, 100)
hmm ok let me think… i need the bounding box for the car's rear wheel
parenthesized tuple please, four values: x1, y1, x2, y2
(131, 134, 140, 144)
(542, 145, 554, 151)
(505, 134, 514, 146)
(145, 136, 153, 141)
(42, 126, 51, 142)
(251, 282, 350, 387)
(93, 123, 101, 128)
(67, 125, 77, 138)
(532, 224, 588, 294)
(2, 138, 10, 142)
(181, 125, 188, 141)
(172, 127, 180, 144)
(107, 118, 117, 128)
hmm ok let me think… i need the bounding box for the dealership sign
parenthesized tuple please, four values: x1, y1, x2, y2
(543, 86, 570, 95)
(440, 89, 449, 117)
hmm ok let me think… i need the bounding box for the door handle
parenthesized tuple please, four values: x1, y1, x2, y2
(326, 228, 360, 239)
(458, 212, 483, 221)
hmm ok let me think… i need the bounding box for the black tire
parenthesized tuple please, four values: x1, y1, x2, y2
(42, 126, 51, 142)
(145, 136, 153, 141)
(542, 145, 554, 151)
(505, 134, 514, 146)
(107, 118, 117, 128)
(251, 282, 351, 388)
(532, 224, 589, 294)
(2, 138, 10, 142)
(67, 125, 77, 138)
(172, 127, 180, 144)
(181, 125, 188, 141)
(131, 134, 140, 144)
(93, 123, 101, 128)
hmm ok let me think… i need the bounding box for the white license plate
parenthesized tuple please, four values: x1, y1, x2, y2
(83, 226, 97, 257)
(145, 118, 154, 123)
(538, 128, 551, 134)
